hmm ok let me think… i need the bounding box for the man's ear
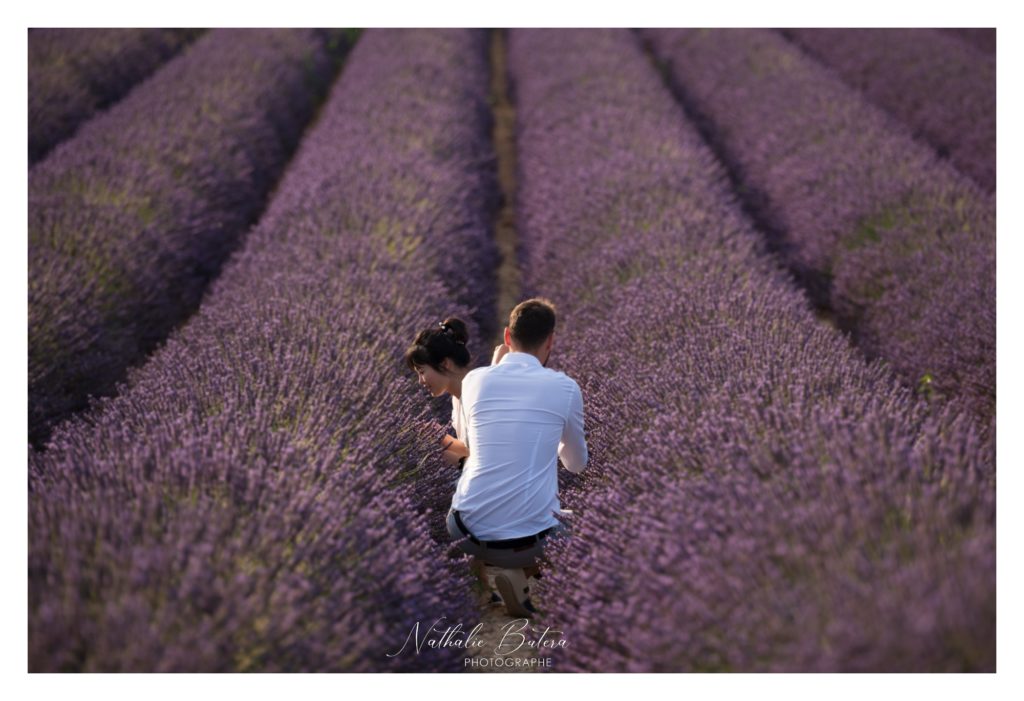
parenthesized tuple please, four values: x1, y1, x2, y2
(504, 326, 512, 346)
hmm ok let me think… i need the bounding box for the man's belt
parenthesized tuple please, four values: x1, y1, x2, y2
(452, 510, 553, 550)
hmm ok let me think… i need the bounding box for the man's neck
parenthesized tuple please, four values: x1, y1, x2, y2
(505, 349, 545, 366)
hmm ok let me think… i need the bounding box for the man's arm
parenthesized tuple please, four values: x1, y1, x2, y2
(558, 382, 588, 473)
(491, 343, 510, 365)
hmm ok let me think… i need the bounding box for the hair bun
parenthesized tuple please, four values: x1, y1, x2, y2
(441, 317, 470, 345)
(406, 317, 473, 373)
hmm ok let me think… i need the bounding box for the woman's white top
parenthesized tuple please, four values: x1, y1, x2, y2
(451, 395, 467, 444)
(447, 396, 467, 489)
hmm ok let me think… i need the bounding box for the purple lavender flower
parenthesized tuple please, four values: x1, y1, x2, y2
(781, 28, 995, 192)
(507, 28, 994, 672)
(940, 28, 996, 55)
(29, 29, 348, 448)
(641, 28, 995, 426)
(28, 29, 204, 164)
(29, 29, 499, 672)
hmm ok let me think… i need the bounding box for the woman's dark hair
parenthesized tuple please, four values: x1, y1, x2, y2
(404, 317, 472, 373)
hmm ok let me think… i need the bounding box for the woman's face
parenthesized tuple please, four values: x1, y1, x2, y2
(413, 362, 450, 397)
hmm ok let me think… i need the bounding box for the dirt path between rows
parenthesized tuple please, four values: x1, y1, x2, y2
(459, 28, 548, 674)
(488, 29, 522, 350)
(460, 580, 556, 672)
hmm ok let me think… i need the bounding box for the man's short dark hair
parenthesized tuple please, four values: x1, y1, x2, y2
(509, 298, 556, 350)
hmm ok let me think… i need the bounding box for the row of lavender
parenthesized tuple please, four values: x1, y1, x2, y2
(641, 29, 996, 429)
(28, 29, 204, 164)
(781, 29, 995, 192)
(507, 28, 994, 671)
(29, 29, 500, 671)
(941, 28, 996, 54)
(28, 29, 348, 449)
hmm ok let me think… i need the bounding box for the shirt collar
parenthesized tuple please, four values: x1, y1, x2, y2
(500, 351, 542, 367)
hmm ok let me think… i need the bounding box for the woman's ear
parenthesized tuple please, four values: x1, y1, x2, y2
(441, 357, 453, 373)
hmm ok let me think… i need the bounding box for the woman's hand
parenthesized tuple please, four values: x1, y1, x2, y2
(491, 343, 511, 365)
(441, 448, 463, 467)
(440, 436, 469, 466)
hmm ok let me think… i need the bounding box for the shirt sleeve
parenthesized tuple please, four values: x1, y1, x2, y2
(558, 380, 588, 473)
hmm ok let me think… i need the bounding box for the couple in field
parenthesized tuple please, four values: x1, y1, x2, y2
(405, 298, 588, 618)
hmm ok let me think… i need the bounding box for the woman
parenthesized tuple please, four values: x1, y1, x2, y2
(405, 318, 518, 609)
(405, 317, 505, 468)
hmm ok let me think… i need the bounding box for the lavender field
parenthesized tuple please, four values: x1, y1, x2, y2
(27, 28, 996, 672)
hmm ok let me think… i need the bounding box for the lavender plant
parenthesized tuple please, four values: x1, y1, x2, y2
(641, 28, 995, 427)
(506, 28, 994, 672)
(28, 29, 204, 164)
(28, 29, 348, 449)
(29, 29, 499, 671)
(940, 28, 996, 55)
(781, 29, 995, 192)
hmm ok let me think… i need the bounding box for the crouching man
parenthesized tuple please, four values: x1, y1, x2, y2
(446, 298, 588, 617)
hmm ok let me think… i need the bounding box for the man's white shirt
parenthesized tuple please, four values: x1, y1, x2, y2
(451, 351, 587, 540)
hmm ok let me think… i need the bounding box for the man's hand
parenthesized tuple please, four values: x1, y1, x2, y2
(491, 343, 511, 365)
